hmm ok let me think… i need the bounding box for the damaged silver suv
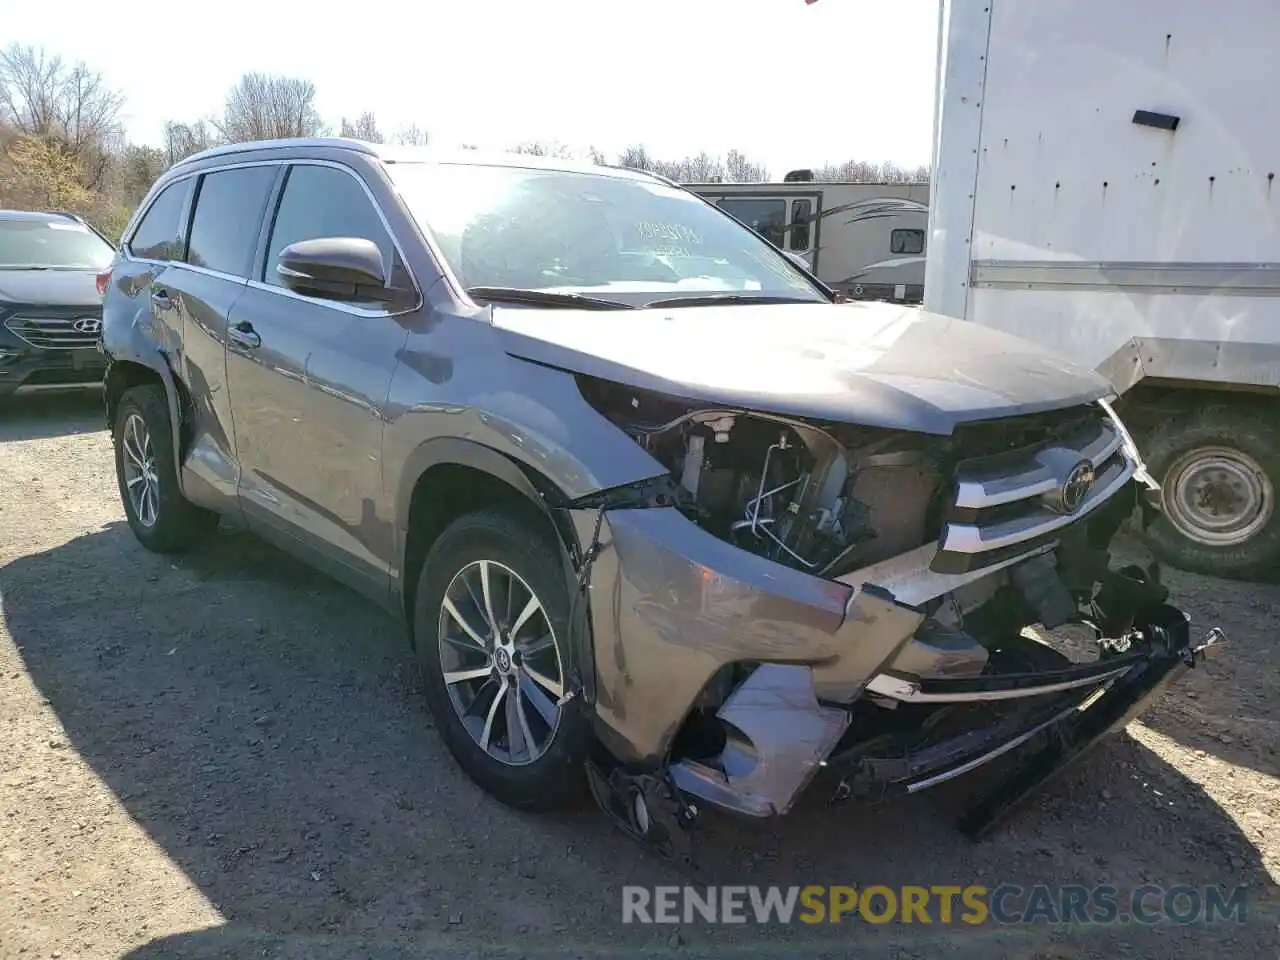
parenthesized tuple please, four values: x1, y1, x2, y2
(100, 139, 1223, 863)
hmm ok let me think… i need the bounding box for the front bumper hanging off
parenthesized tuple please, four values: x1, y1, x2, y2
(842, 609, 1226, 840)
(590, 604, 1225, 865)
(573, 502, 1226, 864)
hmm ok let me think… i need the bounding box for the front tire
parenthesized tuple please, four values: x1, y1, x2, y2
(414, 505, 590, 811)
(113, 384, 218, 553)
(1139, 404, 1280, 579)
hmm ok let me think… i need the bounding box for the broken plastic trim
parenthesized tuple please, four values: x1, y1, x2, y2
(565, 474, 694, 512)
(556, 475, 695, 712)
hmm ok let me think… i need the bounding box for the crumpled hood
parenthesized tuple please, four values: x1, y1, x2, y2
(490, 300, 1113, 434)
(0, 268, 102, 307)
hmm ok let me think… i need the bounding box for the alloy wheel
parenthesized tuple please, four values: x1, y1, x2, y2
(121, 412, 160, 527)
(436, 559, 565, 766)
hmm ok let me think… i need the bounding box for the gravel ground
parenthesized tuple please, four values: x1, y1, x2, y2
(0, 393, 1277, 959)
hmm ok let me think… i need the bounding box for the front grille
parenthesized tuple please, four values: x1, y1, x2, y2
(932, 408, 1135, 574)
(948, 406, 1104, 460)
(4, 308, 102, 350)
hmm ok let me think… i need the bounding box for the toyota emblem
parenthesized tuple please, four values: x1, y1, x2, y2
(72, 317, 102, 335)
(1061, 461, 1096, 513)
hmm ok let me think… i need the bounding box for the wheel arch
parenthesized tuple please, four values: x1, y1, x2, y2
(104, 354, 188, 493)
(395, 438, 582, 637)
(1112, 380, 1280, 435)
(1114, 383, 1280, 577)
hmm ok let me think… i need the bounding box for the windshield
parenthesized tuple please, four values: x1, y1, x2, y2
(389, 162, 826, 305)
(0, 218, 115, 270)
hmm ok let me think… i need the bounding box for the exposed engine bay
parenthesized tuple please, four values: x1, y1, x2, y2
(572, 373, 1226, 868)
(577, 376, 944, 577)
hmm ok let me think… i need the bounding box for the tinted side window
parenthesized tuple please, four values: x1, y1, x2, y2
(720, 198, 787, 248)
(129, 181, 188, 261)
(890, 228, 925, 255)
(186, 166, 277, 277)
(263, 165, 396, 288)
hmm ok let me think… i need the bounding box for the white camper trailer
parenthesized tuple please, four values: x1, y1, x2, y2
(923, 0, 1280, 579)
(686, 180, 930, 303)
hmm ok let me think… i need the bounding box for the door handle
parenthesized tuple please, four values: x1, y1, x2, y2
(151, 289, 172, 309)
(228, 321, 261, 350)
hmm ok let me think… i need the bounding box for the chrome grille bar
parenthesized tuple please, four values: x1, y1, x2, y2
(4, 315, 101, 350)
(933, 412, 1138, 571)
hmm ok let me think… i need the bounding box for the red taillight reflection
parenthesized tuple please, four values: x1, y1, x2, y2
(96, 268, 111, 299)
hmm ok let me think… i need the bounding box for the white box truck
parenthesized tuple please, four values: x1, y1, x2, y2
(923, 0, 1280, 579)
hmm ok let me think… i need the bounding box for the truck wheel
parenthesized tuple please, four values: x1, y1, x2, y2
(413, 505, 590, 811)
(1138, 405, 1280, 578)
(113, 384, 219, 553)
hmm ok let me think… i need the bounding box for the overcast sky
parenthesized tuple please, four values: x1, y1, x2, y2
(9, 0, 939, 175)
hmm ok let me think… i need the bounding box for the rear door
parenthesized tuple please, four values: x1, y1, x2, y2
(111, 176, 194, 383)
(110, 170, 278, 517)
(224, 161, 416, 598)
(171, 164, 281, 508)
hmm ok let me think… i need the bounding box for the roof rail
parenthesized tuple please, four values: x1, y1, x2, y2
(172, 137, 381, 168)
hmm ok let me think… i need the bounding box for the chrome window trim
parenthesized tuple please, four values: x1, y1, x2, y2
(119, 157, 423, 320)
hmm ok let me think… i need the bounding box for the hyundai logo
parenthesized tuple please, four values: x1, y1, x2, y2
(72, 317, 102, 335)
(1061, 461, 1096, 513)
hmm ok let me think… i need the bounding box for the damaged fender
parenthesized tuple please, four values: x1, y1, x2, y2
(568, 503, 924, 774)
(102, 333, 188, 497)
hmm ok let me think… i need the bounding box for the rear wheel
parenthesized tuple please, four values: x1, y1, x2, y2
(1138, 404, 1280, 578)
(413, 505, 590, 810)
(113, 384, 218, 553)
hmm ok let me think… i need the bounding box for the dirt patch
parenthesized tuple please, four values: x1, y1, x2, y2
(0, 394, 1277, 959)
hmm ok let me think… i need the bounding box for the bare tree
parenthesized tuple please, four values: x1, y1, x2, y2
(511, 140, 573, 158)
(725, 148, 768, 183)
(116, 144, 166, 206)
(811, 159, 930, 182)
(680, 151, 725, 183)
(616, 145, 768, 183)
(391, 123, 429, 146)
(0, 43, 124, 189)
(161, 119, 216, 165)
(586, 145, 608, 166)
(214, 73, 325, 143)
(617, 144, 654, 172)
(340, 111, 383, 143)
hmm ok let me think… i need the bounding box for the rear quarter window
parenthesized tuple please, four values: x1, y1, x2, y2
(128, 180, 190, 261)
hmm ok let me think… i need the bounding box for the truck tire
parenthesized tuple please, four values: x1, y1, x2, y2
(413, 505, 590, 811)
(112, 384, 219, 553)
(1138, 404, 1280, 579)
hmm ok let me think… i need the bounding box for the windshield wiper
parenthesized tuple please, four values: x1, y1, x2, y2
(642, 293, 821, 308)
(466, 286, 634, 310)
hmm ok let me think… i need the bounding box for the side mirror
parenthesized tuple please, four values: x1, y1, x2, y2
(277, 237, 391, 302)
